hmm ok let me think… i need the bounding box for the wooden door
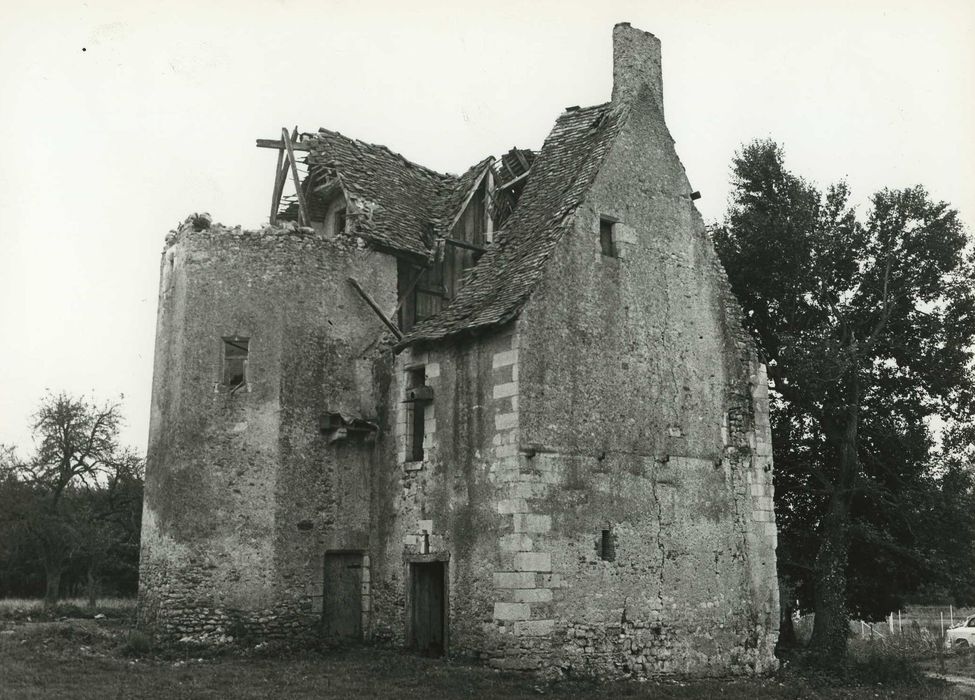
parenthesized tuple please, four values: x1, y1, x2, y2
(410, 561, 446, 656)
(323, 553, 362, 639)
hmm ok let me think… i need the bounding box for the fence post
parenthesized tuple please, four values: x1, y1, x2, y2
(899, 610, 902, 635)
(951, 605, 954, 627)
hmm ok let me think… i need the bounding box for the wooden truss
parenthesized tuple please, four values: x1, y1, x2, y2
(257, 128, 311, 227)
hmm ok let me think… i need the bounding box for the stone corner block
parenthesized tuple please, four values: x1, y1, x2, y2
(494, 571, 536, 589)
(513, 552, 551, 572)
(513, 513, 551, 533)
(493, 602, 530, 621)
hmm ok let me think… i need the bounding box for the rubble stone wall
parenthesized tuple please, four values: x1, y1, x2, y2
(368, 328, 521, 653)
(138, 221, 397, 643)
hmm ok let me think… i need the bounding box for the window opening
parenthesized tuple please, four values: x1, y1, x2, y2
(599, 218, 616, 257)
(406, 367, 427, 462)
(223, 337, 249, 390)
(334, 207, 347, 236)
(599, 528, 616, 561)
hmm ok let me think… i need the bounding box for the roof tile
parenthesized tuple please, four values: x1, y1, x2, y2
(287, 129, 490, 258)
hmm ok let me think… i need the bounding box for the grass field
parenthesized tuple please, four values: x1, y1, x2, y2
(0, 601, 965, 699)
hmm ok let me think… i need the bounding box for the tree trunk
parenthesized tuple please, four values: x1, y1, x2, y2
(86, 566, 98, 609)
(809, 403, 858, 660)
(778, 601, 797, 649)
(809, 493, 850, 658)
(776, 577, 798, 650)
(44, 565, 62, 608)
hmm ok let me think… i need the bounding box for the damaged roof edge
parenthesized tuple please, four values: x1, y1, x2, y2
(397, 101, 627, 349)
(441, 158, 495, 236)
(393, 313, 521, 354)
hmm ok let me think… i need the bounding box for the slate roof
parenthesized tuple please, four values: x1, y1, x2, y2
(399, 102, 629, 347)
(283, 129, 493, 259)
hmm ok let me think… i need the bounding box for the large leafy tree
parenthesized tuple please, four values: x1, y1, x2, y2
(0, 392, 143, 605)
(713, 140, 975, 658)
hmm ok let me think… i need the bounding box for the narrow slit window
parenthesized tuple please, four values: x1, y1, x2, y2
(599, 218, 616, 257)
(223, 337, 249, 389)
(334, 208, 347, 236)
(599, 528, 615, 561)
(406, 367, 427, 462)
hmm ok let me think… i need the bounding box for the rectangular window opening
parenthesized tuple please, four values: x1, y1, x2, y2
(599, 218, 616, 257)
(406, 367, 427, 462)
(223, 337, 249, 389)
(599, 528, 616, 562)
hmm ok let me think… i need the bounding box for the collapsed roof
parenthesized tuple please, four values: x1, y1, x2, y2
(401, 103, 628, 346)
(264, 100, 626, 347)
(276, 129, 526, 260)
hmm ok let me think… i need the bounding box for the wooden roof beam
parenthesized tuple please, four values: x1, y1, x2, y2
(257, 138, 311, 151)
(498, 170, 530, 190)
(349, 278, 404, 341)
(282, 127, 310, 227)
(268, 127, 297, 225)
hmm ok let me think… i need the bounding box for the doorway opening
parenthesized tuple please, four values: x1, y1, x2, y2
(323, 552, 363, 640)
(408, 560, 447, 656)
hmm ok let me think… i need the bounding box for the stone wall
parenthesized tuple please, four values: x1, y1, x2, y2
(138, 220, 398, 642)
(138, 26, 777, 677)
(368, 329, 520, 653)
(502, 85, 779, 676)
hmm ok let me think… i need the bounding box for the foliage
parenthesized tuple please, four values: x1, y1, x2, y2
(0, 392, 143, 605)
(119, 628, 155, 656)
(713, 140, 975, 658)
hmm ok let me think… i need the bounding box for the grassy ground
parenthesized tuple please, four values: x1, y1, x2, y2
(0, 597, 135, 621)
(0, 602, 964, 699)
(919, 646, 975, 679)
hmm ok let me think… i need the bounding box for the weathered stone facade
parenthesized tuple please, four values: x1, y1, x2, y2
(139, 23, 779, 677)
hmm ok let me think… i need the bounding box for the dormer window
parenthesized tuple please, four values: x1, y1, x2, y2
(315, 189, 347, 238)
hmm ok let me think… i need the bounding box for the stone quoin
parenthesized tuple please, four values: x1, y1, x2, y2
(138, 23, 780, 678)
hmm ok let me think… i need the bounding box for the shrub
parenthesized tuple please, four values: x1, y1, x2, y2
(119, 629, 153, 656)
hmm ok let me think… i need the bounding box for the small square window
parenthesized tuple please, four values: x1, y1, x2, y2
(599, 218, 616, 257)
(223, 337, 249, 389)
(599, 528, 616, 561)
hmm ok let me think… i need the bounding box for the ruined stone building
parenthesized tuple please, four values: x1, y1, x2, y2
(139, 24, 779, 677)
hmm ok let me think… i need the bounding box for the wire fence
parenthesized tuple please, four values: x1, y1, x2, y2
(796, 605, 975, 646)
(852, 606, 975, 641)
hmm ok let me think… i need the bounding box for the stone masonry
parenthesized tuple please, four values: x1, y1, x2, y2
(139, 23, 779, 678)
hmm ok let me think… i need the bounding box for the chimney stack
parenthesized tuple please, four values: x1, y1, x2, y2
(611, 22, 663, 112)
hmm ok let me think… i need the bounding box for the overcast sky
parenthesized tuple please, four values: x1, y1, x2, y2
(1, 0, 973, 454)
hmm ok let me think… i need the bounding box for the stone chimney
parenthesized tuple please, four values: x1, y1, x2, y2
(611, 22, 663, 111)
